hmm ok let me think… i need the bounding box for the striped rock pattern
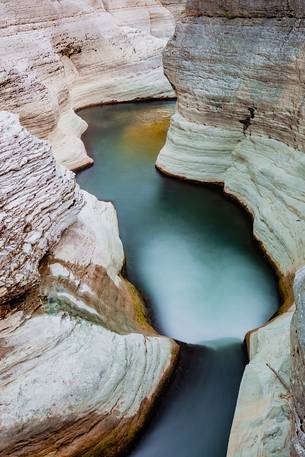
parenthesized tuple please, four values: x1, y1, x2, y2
(0, 111, 82, 305)
(0, 0, 178, 170)
(156, 2, 305, 456)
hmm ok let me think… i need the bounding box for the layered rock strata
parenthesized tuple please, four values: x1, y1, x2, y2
(0, 0, 177, 170)
(0, 191, 177, 457)
(0, 2, 182, 454)
(227, 311, 293, 457)
(0, 113, 177, 455)
(156, 2, 305, 456)
(291, 267, 305, 456)
(157, 3, 305, 277)
(0, 111, 82, 305)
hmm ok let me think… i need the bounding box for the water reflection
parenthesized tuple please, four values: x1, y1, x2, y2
(77, 101, 279, 456)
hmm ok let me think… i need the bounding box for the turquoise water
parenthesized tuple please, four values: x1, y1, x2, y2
(77, 101, 279, 457)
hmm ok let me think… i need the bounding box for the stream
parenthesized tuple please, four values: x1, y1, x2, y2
(77, 100, 279, 457)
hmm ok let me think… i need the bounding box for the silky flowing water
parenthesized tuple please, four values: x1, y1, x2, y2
(77, 101, 279, 457)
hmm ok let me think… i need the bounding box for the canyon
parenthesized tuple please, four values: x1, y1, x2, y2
(0, 108, 178, 457)
(0, 1, 180, 456)
(77, 100, 279, 457)
(1, 0, 305, 456)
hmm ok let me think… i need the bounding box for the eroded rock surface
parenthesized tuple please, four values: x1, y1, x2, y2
(43, 191, 157, 336)
(228, 312, 292, 457)
(0, 106, 178, 455)
(0, 191, 177, 457)
(184, 0, 305, 18)
(157, 4, 305, 278)
(291, 267, 305, 456)
(0, 0, 177, 170)
(0, 2, 182, 455)
(0, 111, 82, 305)
(157, 2, 305, 456)
(0, 311, 176, 457)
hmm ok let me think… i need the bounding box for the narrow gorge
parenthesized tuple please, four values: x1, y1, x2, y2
(76, 100, 279, 456)
(0, 1, 305, 457)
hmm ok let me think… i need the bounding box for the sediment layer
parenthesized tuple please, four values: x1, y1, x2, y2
(0, 111, 82, 305)
(157, 2, 305, 456)
(0, 3, 181, 454)
(0, 0, 177, 170)
(0, 189, 177, 457)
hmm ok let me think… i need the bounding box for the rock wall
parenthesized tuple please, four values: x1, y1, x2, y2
(184, 0, 305, 18)
(0, 0, 177, 170)
(160, 0, 187, 18)
(0, 2, 182, 454)
(227, 311, 292, 457)
(0, 111, 82, 305)
(291, 267, 305, 456)
(0, 190, 177, 457)
(157, 3, 305, 279)
(156, 2, 305, 456)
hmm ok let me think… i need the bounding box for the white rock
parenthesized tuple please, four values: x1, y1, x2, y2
(227, 312, 292, 457)
(0, 111, 82, 304)
(157, 4, 305, 456)
(0, 0, 178, 171)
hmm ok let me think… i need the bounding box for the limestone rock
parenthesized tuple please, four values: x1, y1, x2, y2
(225, 135, 305, 278)
(186, 0, 305, 18)
(160, 1, 187, 19)
(0, 114, 178, 455)
(43, 190, 156, 335)
(157, 1, 305, 276)
(0, 3, 182, 454)
(290, 267, 305, 456)
(50, 191, 124, 287)
(0, 190, 178, 457)
(157, 2, 305, 456)
(49, 108, 92, 171)
(0, 0, 178, 170)
(0, 312, 176, 457)
(227, 312, 292, 457)
(0, 111, 82, 305)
